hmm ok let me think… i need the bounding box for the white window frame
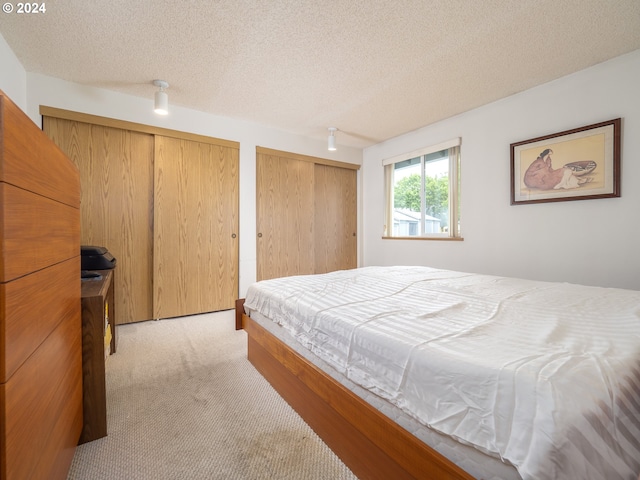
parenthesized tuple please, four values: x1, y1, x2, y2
(383, 138, 461, 239)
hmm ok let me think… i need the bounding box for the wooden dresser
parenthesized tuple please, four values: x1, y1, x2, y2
(0, 91, 83, 479)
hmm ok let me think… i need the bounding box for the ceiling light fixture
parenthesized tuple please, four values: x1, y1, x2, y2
(328, 127, 337, 151)
(153, 80, 169, 115)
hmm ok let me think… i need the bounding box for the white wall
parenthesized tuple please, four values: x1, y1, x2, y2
(0, 32, 27, 110)
(6, 30, 638, 292)
(362, 50, 640, 291)
(22, 73, 362, 297)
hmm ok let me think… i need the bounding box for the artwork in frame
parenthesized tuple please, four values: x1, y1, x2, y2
(510, 118, 621, 205)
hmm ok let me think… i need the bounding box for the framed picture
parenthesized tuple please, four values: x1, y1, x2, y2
(510, 118, 621, 205)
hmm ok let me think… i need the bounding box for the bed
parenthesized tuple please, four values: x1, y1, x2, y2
(236, 266, 640, 480)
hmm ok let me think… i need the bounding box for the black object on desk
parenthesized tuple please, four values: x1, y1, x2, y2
(81, 245, 116, 270)
(81, 270, 102, 280)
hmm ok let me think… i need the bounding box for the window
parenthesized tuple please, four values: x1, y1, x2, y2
(383, 138, 461, 238)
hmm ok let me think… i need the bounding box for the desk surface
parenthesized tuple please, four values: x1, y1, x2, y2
(81, 269, 113, 299)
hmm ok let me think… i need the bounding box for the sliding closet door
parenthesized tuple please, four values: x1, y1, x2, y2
(256, 147, 359, 281)
(154, 136, 239, 319)
(43, 117, 154, 324)
(256, 151, 315, 281)
(314, 164, 357, 274)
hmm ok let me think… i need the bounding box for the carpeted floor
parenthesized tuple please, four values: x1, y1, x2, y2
(67, 310, 357, 480)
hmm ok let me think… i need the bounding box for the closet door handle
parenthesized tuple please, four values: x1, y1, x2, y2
(257, 233, 263, 238)
(232, 233, 237, 238)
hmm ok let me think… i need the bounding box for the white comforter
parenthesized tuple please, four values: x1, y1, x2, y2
(244, 266, 640, 480)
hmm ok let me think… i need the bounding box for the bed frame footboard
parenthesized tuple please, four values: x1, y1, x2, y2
(236, 299, 474, 480)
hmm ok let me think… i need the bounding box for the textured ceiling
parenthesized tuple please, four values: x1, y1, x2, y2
(1, 0, 639, 149)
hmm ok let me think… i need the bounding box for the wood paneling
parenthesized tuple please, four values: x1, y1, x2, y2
(153, 136, 239, 319)
(41, 105, 238, 149)
(1, 90, 82, 480)
(256, 153, 315, 281)
(314, 164, 357, 274)
(0, 258, 79, 382)
(43, 117, 154, 324)
(2, 308, 82, 480)
(256, 146, 360, 171)
(1, 98, 80, 208)
(256, 149, 358, 281)
(0, 183, 80, 282)
(44, 114, 240, 323)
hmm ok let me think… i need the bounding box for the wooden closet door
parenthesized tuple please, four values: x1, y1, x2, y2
(43, 118, 154, 324)
(153, 136, 239, 319)
(256, 152, 315, 281)
(314, 164, 357, 274)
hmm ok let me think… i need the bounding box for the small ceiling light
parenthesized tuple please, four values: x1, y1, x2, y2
(328, 127, 337, 151)
(153, 80, 169, 115)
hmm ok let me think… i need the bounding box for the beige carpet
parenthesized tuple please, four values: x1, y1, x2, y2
(67, 310, 357, 480)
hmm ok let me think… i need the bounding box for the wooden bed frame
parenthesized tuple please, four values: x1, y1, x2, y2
(235, 299, 475, 480)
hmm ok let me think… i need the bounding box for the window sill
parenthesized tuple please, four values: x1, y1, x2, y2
(382, 236, 464, 241)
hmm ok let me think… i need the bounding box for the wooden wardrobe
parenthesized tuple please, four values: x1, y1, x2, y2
(256, 147, 358, 281)
(1, 91, 82, 479)
(42, 108, 239, 324)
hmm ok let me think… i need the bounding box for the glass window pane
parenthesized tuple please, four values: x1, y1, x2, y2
(393, 157, 421, 236)
(423, 153, 449, 234)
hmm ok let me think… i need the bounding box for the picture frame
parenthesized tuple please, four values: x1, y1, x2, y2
(510, 118, 621, 205)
